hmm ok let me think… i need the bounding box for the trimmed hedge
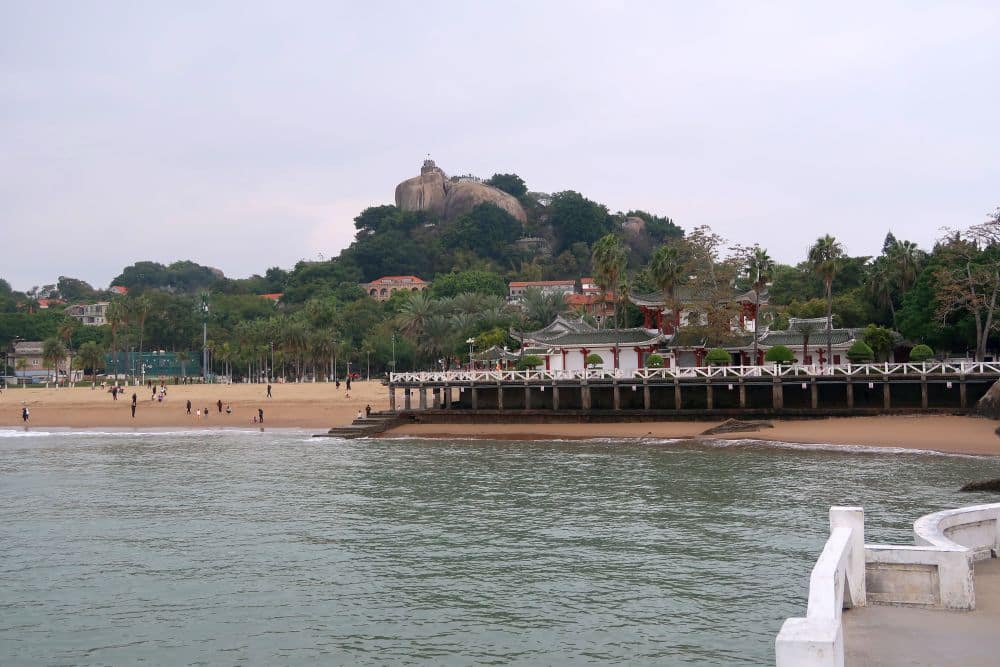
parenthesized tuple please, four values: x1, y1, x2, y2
(909, 344, 934, 362)
(764, 345, 795, 364)
(645, 353, 664, 368)
(847, 340, 875, 363)
(705, 348, 731, 366)
(585, 353, 604, 368)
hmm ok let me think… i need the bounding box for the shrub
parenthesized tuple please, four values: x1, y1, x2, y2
(585, 353, 604, 368)
(517, 354, 543, 370)
(705, 348, 731, 366)
(909, 344, 934, 362)
(764, 345, 795, 364)
(645, 353, 664, 368)
(846, 340, 875, 363)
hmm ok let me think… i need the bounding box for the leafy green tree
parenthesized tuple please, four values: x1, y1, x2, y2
(486, 173, 527, 198)
(430, 270, 507, 299)
(645, 353, 664, 368)
(517, 354, 543, 370)
(909, 344, 934, 362)
(548, 191, 611, 253)
(705, 348, 731, 366)
(625, 210, 683, 242)
(764, 345, 795, 364)
(585, 352, 603, 368)
(75, 341, 104, 382)
(521, 287, 568, 329)
(808, 235, 845, 363)
(862, 324, 895, 362)
(56, 276, 98, 301)
(441, 203, 522, 257)
(846, 340, 874, 363)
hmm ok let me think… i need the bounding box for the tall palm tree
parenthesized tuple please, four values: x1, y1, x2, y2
(176, 350, 191, 380)
(42, 337, 67, 386)
(748, 247, 774, 364)
(887, 239, 924, 293)
(451, 292, 487, 316)
(867, 256, 896, 324)
(648, 244, 685, 333)
(131, 295, 151, 360)
(807, 235, 845, 363)
(421, 315, 455, 368)
(592, 234, 628, 328)
(396, 292, 441, 337)
(106, 298, 128, 380)
(521, 287, 568, 329)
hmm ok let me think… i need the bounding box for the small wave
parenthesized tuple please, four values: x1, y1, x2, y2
(688, 437, 997, 459)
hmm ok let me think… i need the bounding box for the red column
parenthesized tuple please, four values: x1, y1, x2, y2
(545, 355, 550, 370)
(613, 346, 619, 369)
(561, 349, 567, 368)
(642, 307, 652, 329)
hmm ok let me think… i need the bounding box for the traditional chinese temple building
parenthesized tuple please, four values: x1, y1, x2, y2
(512, 316, 666, 371)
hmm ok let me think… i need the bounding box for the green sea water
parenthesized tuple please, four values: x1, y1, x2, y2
(2, 429, 999, 665)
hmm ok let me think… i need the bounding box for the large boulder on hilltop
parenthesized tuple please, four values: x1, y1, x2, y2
(394, 160, 527, 223)
(443, 179, 528, 224)
(395, 160, 448, 219)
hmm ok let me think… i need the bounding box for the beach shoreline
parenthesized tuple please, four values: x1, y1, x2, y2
(3, 384, 999, 456)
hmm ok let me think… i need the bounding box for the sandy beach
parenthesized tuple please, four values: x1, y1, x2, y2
(389, 415, 1000, 456)
(3, 382, 999, 455)
(0, 380, 388, 431)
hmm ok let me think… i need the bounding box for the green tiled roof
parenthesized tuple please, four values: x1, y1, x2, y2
(668, 330, 755, 349)
(760, 328, 857, 346)
(544, 328, 664, 345)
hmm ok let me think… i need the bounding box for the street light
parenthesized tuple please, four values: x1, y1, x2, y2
(269, 340, 274, 383)
(366, 349, 371, 381)
(466, 337, 476, 371)
(391, 333, 397, 374)
(201, 296, 209, 383)
(332, 338, 338, 382)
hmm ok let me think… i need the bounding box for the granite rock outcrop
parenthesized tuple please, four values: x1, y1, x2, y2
(394, 160, 527, 224)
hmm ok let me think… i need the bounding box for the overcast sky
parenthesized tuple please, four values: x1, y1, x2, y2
(2, 1, 999, 291)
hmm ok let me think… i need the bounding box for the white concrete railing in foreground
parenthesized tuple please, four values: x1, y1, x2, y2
(776, 502, 1000, 666)
(390, 361, 1000, 384)
(775, 507, 865, 667)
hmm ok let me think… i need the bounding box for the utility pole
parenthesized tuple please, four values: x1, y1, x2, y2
(391, 333, 396, 374)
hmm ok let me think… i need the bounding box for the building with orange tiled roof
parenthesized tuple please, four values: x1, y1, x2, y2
(362, 275, 428, 301)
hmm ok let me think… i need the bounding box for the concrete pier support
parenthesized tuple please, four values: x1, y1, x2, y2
(552, 385, 560, 410)
(389, 386, 396, 412)
(404, 388, 412, 410)
(497, 384, 504, 411)
(674, 381, 682, 410)
(883, 379, 891, 410)
(581, 383, 591, 410)
(810, 379, 818, 410)
(772, 378, 783, 410)
(960, 378, 968, 409)
(739, 381, 747, 408)
(470, 387, 478, 410)
(846, 381, 854, 409)
(524, 385, 531, 410)
(921, 376, 928, 409)
(705, 381, 713, 410)
(643, 382, 651, 410)
(613, 383, 621, 410)
(443, 386, 451, 409)
(418, 387, 427, 410)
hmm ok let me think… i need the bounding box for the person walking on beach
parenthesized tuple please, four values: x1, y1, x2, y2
(217, 399, 223, 414)
(131, 402, 136, 419)
(22, 406, 29, 423)
(365, 404, 372, 418)
(346, 376, 352, 391)
(132, 393, 137, 407)
(111, 386, 118, 400)
(186, 399, 192, 415)
(266, 384, 272, 398)
(258, 408, 264, 423)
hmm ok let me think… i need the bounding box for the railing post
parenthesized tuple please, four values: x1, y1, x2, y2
(811, 379, 818, 410)
(404, 388, 412, 410)
(845, 380, 853, 409)
(418, 386, 427, 410)
(830, 506, 866, 608)
(470, 386, 478, 410)
(524, 383, 531, 410)
(613, 382, 621, 411)
(739, 380, 746, 408)
(882, 377, 891, 410)
(920, 375, 928, 409)
(772, 377, 783, 410)
(497, 383, 504, 411)
(960, 376, 967, 409)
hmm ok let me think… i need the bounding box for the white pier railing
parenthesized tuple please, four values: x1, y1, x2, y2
(390, 362, 1000, 384)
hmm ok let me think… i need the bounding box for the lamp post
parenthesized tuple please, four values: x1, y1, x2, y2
(466, 337, 476, 371)
(391, 333, 396, 374)
(366, 349, 371, 381)
(269, 340, 274, 383)
(332, 338, 337, 382)
(201, 296, 209, 383)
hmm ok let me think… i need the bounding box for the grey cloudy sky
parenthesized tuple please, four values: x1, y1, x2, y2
(2, 1, 999, 291)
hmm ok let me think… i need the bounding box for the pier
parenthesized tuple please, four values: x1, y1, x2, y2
(776, 502, 1000, 667)
(387, 362, 1000, 420)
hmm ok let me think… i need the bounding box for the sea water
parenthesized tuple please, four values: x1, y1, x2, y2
(2, 429, 999, 665)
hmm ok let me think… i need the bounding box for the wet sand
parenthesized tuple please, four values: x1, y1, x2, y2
(0, 381, 387, 430)
(389, 415, 1000, 456)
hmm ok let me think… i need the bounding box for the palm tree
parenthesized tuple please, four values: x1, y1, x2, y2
(867, 256, 896, 324)
(42, 337, 67, 386)
(592, 234, 627, 328)
(131, 295, 151, 360)
(106, 298, 128, 380)
(649, 244, 685, 333)
(807, 235, 845, 363)
(177, 350, 191, 380)
(421, 315, 455, 368)
(396, 292, 441, 337)
(451, 292, 487, 316)
(888, 239, 924, 293)
(16, 358, 28, 385)
(76, 341, 105, 383)
(521, 287, 568, 329)
(748, 246, 774, 364)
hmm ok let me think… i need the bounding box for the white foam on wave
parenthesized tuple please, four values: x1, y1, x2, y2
(0, 427, 314, 439)
(681, 436, 997, 460)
